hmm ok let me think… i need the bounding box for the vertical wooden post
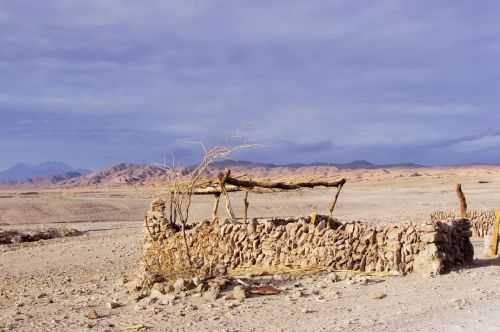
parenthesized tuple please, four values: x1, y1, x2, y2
(172, 192, 177, 225)
(218, 170, 236, 220)
(169, 190, 174, 225)
(329, 182, 344, 216)
(456, 183, 467, 218)
(212, 193, 221, 222)
(223, 189, 236, 220)
(243, 191, 249, 224)
(310, 210, 317, 225)
(456, 184, 468, 218)
(488, 209, 500, 257)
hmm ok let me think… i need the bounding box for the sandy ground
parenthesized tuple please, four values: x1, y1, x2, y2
(2, 168, 500, 331)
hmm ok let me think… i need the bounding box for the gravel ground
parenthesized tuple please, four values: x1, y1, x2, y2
(2, 173, 500, 331)
(1, 221, 500, 332)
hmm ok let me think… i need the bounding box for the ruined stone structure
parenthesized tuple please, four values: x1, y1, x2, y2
(431, 209, 495, 238)
(144, 199, 474, 279)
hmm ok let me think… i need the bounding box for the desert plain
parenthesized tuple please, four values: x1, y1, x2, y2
(2, 165, 500, 331)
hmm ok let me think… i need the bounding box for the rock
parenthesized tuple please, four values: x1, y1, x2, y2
(150, 289, 177, 305)
(369, 293, 387, 300)
(164, 284, 175, 293)
(192, 276, 202, 286)
(151, 282, 166, 294)
(420, 232, 438, 243)
(85, 309, 99, 320)
(134, 304, 146, 311)
(37, 292, 47, 299)
(225, 302, 238, 309)
(126, 278, 144, 293)
(413, 244, 442, 277)
(315, 295, 325, 302)
(352, 276, 369, 285)
(450, 298, 471, 310)
(232, 286, 247, 301)
(208, 277, 228, 290)
(173, 278, 187, 292)
(326, 273, 340, 283)
(106, 301, 120, 309)
(293, 290, 306, 298)
(302, 308, 314, 314)
(194, 283, 208, 293)
(129, 292, 147, 303)
(141, 271, 164, 286)
(273, 274, 289, 281)
(119, 276, 128, 286)
(203, 287, 220, 301)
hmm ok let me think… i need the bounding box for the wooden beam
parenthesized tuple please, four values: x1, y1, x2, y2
(223, 172, 347, 191)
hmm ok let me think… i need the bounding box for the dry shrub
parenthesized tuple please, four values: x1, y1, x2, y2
(146, 222, 223, 280)
(142, 144, 254, 281)
(143, 234, 198, 281)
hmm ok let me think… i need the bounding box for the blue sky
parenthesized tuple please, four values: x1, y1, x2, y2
(1, 1, 500, 170)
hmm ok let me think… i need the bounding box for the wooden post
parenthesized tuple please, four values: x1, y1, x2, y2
(169, 191, 174, 225)
(488, 209, 500, 257)
(456, 184, 468, 218)
(218, 170, 236, 220)
(172, 193, 177, 225)
(212, 193, 221, 222)
(223, 189, 236, 220)
(329, 182, 344, 216)
(243, 191, 249, 224)
(310, 210, 317, 225)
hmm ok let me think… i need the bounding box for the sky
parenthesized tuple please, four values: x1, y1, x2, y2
(1, 1, 500, 170)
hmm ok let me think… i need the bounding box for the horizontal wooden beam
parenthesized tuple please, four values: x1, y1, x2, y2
(192, 170, 347, 195)
(224, 174, 347, 191)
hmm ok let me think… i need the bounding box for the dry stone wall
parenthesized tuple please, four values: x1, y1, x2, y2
(144, 199, 473, 279)
(430, 209, 495, 238)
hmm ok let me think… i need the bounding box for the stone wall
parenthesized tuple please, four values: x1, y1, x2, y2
(144, 199, 473, 279)
(430, 209, 495, 238)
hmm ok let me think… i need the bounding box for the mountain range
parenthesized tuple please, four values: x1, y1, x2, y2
(0, 162, 90, 183)
(0, 159, 425, 187)
(208, 159, 423, 170)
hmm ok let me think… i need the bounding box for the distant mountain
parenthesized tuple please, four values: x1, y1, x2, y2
(60, 163, 169, 187)
(209, 159, 423, 170)
(209, 160, 279, 169)
(0, 161, 70, 182)
(0, 162, 90, 182)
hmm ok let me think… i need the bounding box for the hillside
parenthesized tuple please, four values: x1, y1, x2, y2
(59, 163, 169, 187)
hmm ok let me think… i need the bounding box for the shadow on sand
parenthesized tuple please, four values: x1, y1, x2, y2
(471, 255, 500, 268)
